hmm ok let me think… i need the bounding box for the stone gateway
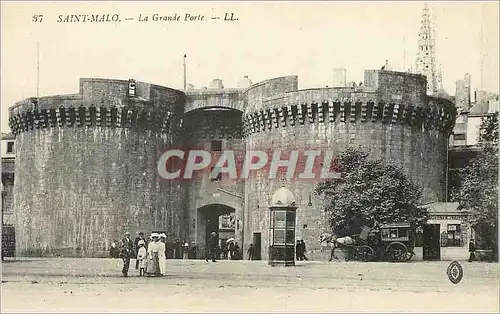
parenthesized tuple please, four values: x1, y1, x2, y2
(8, 71, 456, 258)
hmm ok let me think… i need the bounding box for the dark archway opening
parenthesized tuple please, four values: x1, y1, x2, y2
(197, 204, 236, 257)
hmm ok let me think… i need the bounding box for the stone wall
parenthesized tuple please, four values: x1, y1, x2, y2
(8, 79, 188, 257)
(242, 71, 456, 260)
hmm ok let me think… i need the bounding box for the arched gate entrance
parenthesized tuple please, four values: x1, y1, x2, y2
(197, 204, 236, 258)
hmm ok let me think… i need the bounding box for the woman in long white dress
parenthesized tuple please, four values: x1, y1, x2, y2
(158, 233, 167, 275)
(146, 233, 161, 276)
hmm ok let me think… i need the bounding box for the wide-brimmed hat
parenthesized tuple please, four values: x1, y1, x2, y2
(151, 233, 160, 238)
(138, 240, 145, 245)
(184, 242, 189, 246)
(211, 232, 216, 235)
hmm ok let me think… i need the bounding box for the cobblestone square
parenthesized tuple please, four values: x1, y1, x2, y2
(2, 258, 499, 312)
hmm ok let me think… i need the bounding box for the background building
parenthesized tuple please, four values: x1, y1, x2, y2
(1, 133, 15, 226)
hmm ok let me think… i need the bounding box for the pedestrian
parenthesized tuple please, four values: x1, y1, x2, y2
(206, 231, 218, 262)
(189, 241, 197, 259)
(222, 244, 229, 259)
(234, 242, 241, 260)
(146, 233, 162, 276)
(158, 233, 167, 275)
(136, 240, 147, 277)
(119, 239, 132, 277)
(227, 241, 235, 260)
(468, 238, 476, 262)
(183, 242, 189, 259)
(300, 240, 309, 261)
(174, 239, 182, 259)
(134, 232, 146, 270)
(296, 240, 302, 260)
(122, 231, 135, 260)
(247, 244, 255, 260)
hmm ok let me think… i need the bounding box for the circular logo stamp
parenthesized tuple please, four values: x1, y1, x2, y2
(446, 261, 464, 284)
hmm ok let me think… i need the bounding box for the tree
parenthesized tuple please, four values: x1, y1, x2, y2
(479, 112, 498, 144)
(452, 121, 498, 255)
(315, 148, 427, 236)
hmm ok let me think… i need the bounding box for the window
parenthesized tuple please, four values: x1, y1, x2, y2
(454, 134, 466, 141)
(447, 224, 461, 247)
(440, 231, 448, 247)
(274, 211, 286, 228)
(211, 140, 222, 152)
(286, 211, 296, 228)
(286, 230, 295, 244)
(128, 79, 136, 97)
(6, 141, 14, 153)
(219, 212, 235, 229)
(274, 229, 285, 244)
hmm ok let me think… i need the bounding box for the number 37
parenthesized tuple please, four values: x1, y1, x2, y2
(32, 15, 43, 23)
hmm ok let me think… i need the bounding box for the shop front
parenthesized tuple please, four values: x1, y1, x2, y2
(417, 202, 471, 261)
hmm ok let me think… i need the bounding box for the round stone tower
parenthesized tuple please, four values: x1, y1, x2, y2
(242, 70, 456, 259)
(8, 78, 187, 257)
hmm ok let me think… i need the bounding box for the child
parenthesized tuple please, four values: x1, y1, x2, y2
(137, 240, 147, 276)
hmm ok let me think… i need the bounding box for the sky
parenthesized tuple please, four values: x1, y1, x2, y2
(1, 1, 499, 133)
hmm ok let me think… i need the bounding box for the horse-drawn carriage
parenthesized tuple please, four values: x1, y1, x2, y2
(320, 221, 416, 262)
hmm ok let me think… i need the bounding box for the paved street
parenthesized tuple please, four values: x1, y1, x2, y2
(1, 258, 499, 312)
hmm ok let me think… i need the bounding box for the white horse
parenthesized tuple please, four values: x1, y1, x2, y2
(319, 233, 356, 261)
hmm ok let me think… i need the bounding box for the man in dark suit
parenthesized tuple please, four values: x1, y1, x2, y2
(247, 244, 255, 260)
(134, 232, 146, 269)
(206, 232, 218, 262)
(468, 239, 476, 262)
(122, 232, 135, 254)
(121, 232, 134, 275)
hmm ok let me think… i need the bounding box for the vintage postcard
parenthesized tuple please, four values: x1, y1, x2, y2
(1, 1, 499, 312)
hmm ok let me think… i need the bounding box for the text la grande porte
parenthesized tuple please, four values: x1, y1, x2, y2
(138, 13, 205, 22)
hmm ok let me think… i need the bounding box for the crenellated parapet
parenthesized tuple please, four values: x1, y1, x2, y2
(8, 78, 186, 136)
(242, 99, 456, 136)
(8, 105, 179, 135)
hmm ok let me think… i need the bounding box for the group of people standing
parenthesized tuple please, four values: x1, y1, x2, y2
(118, 231, 167, 277)
(223, 239, 242, 260)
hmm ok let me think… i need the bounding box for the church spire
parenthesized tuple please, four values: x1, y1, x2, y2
(415, 2, 439, 95)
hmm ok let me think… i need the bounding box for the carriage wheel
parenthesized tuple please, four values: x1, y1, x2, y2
(354, 245, 375, 262)
(386, 242, 408, 262)
(405, 251, 414, 261)
(329, 245, 352, 262)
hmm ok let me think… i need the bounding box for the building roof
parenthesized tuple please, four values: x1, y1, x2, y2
(1, 133, 15, 140)
(421, 202, 465, 215)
